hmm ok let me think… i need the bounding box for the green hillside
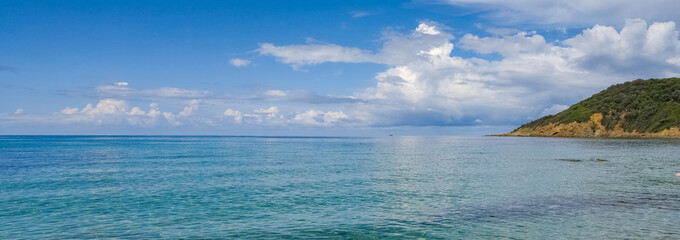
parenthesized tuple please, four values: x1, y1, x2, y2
(517, 78, 680, 133)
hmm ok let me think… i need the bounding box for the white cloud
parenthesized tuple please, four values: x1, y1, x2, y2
(128, 107, 146, 116)
(415, 23, 441, 35)
(163, 112, 180, 126)
(349, 11, 372, 18)
(80, 99, 128, 116)
(13, 109, 23, 115)
(219, 106, 351, 127)
(253, 106, 279, 114)
(18, 20, 680, 130)
(253, 106, 279, 118)
(96, 83, 209, 99)
(323, 111, 349, 124)
(96, 83, 134, 97)
(229, 58, 251, 67)
(292, 110, 349, 126)
(58, 99, 181, 126)
(293, 110, 325, 125)
(562, 19, 680, 76)
(61, 107, 79, 115)
(257, 22, 454, 67)
(147, 103, 161, 117)
(224, 108, 243, 123)
(148, 87, 208, 99)
(263, 89, 288, 97)
(257, 43, 375, 67)
(260, 20, 680, 126)
(438, 0, 680, 27)
(179, 99, 200, 117)
(48, 96, 352, 128)
(241, 106, 285, 125)
(459, 31, 549, 57)
(59, 99, 130, 125)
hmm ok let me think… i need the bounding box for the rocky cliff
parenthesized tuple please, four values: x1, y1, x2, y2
(503, 113, 680, 138)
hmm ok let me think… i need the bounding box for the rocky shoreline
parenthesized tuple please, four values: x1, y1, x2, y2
(497, 113, 680, 138)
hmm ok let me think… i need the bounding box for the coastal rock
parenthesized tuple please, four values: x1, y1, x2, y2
(503, 113, 680, 138)
(500, 78, 680, 138)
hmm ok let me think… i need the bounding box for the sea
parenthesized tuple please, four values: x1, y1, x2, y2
(1, 135, 679, 239)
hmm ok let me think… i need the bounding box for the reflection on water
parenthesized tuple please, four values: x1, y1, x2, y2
(0, 136, 679, 238)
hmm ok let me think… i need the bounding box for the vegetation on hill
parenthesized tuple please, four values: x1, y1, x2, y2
(516, 78, 680, 133)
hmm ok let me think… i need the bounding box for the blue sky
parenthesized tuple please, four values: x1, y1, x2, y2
(2, 0, 680, 135)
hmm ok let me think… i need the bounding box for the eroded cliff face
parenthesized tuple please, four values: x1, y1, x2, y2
(502, 113, 680, 138)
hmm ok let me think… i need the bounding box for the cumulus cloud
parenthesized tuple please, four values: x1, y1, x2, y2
(163, 112, 180, 126)
(60, 99, 130, 125)
(438, 0, 680, 27)
(220, 106, 350, 127)
(61, 107, 79, 115)
(253, 106, 279, 118)
(292, 110, 325, 125)
(179, 99, 200, 117)
(80, 99, 129, 116)
(323, 111, 349, 124)
(128, 107, 146, 116)
(147, 103, 161, 117)
(46, 91, 354, 128)
(415, 23, 441, 35)
(563, 19, 680, 76)
(229, 58, 251, 67)
(224, 108, 243, 123)
(59, 99, 180, 126)
(291, 110, 350, 126)
(17, 20, 680, 130)
(233, 106, 285, 125)
(13, 109, 23, 115)
(260, 20, 680, 126)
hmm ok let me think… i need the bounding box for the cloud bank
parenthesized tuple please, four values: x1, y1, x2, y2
(259, 19, 680, 126)
(6, 19, 680, 131)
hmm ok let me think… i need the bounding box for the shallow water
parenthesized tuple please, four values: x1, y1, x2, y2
(1, 136, 679, 239)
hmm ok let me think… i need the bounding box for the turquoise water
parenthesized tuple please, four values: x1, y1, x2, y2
(1, 136, 679, 239)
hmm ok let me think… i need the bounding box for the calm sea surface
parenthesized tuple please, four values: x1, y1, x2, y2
(1, 136, 679, 239)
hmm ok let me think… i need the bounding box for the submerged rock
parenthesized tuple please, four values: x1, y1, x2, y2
(556, 158, 608, 162)
(557, 159, 582, 162)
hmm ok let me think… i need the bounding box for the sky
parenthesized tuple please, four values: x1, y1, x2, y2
(2, 0, 680, 136)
